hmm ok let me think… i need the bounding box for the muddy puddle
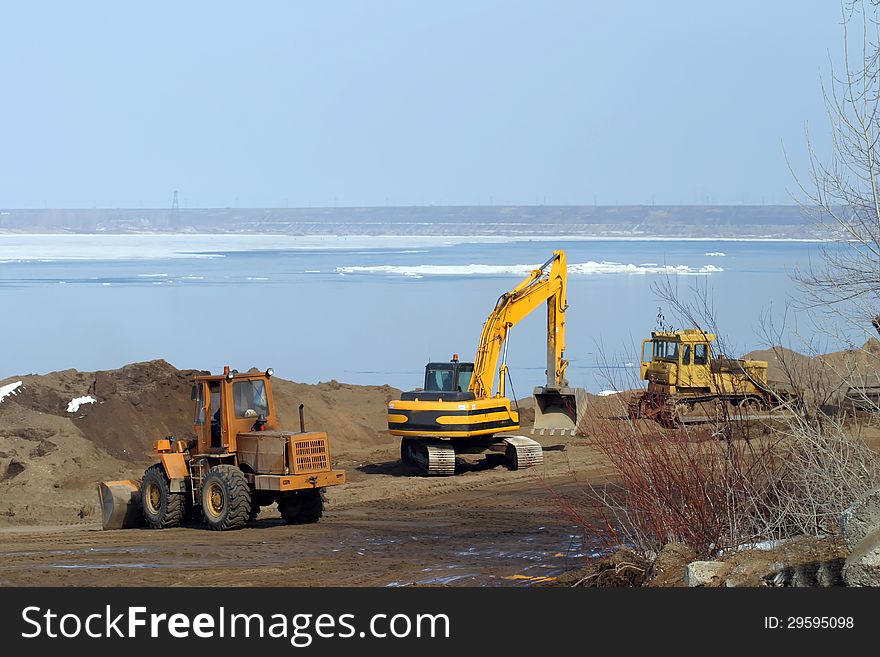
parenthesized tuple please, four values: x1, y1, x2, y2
(386, 526, 604, 587)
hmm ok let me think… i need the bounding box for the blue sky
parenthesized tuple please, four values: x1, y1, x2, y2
(0, 1, 842, 208)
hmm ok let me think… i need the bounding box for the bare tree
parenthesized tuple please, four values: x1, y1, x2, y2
(791, 0, 880, 330)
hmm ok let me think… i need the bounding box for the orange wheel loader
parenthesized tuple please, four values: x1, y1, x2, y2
(98, 367, 345, 530)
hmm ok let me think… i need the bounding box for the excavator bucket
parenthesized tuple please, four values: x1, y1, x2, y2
(531, 386, 587, 436)
(97, 480, 144, 530)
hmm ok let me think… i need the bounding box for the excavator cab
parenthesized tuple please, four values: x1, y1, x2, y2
(412, 356, 476, 401)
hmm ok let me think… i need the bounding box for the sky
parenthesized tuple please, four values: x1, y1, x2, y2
(0, 1, 844, 208)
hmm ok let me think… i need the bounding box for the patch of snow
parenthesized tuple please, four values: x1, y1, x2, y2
(718, 538, 787, 556)
(597, 390, 621, 397)
(0, 381, 22, 404)
(67, 396, 97, 413)
(704, 252, 726, 257)
(335, 261, 725, 278)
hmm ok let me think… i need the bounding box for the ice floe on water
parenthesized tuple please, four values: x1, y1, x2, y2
(704, 252, 726, 256)
(67, 396, 97, 413)
(335, 261, 724, 277)
(0, 381, 22, 404)
(0, 234, 523, 263)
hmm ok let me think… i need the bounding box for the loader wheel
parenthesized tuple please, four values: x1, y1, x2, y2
(200, 465, 251, 531)
(140, 464, 184, 529)
(278, 489, 324, 524)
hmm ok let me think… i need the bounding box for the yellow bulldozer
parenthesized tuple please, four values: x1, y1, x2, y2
(98, 366, 345, 530)
(628, 329, 778, 428)
(387, 250, 586, 475)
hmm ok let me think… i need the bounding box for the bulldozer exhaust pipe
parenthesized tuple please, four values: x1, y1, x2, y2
(531, 386, 587, 436)
(97, 480, 144, 530)
(299, 403, 306, 433)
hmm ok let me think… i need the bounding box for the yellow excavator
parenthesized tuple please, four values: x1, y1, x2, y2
(387, 250, 586, 475)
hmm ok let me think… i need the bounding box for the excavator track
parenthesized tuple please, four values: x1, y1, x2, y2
(503, 436, 544, 469)
(404, 440, 457, 476)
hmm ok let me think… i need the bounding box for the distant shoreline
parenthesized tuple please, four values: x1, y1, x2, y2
(0, 205, 830, 241)
(0, 231, 830, 243)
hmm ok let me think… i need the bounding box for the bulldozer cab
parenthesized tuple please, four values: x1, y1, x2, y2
(642, 331, 715, 389)
(192, 368, 277, 454)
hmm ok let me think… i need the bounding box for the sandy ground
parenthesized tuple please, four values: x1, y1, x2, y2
(2, 354, 878, 588)
(0, 438, 610, 587)
(0, 360, 617, 586)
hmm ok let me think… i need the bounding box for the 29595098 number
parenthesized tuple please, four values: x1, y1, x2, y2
(787, 617, 853, 629)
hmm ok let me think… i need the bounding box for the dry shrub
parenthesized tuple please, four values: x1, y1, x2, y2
(563, 277, 880, 561)
(574, 403, 778, 559)
(755, 415, 880, 538)
(563, 394, 880, 560)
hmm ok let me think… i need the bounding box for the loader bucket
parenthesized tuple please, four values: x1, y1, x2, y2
(97, 480, 144, 530)
(531, 386, 587, 436)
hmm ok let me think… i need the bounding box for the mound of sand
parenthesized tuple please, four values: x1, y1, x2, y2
(745, 338, 880, 406)
(0, 360, 399, 525)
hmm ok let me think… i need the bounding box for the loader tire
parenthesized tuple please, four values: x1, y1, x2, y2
(278, 489, 324, 524)
(200, 465, 251, 531)
(140, 464, 184, 529)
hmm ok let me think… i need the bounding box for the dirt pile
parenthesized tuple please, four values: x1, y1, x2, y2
(271, 378, 399, 451)
(747, 338, 880, 385)
(0, 361, 399, 525)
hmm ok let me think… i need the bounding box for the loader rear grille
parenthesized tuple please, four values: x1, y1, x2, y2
(292, 438, 329, 473)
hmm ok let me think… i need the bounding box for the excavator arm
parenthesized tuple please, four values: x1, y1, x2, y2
(470, 251, 569, 398)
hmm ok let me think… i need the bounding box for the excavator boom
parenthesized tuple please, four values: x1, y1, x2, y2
(471, 251, 570, 398)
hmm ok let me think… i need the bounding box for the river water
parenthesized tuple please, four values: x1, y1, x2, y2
(0, 233, 852, 393)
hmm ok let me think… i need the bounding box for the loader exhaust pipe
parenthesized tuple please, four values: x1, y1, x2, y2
(299, 403, 306, 432)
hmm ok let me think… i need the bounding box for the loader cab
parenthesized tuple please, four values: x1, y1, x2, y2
(192, 367, 278, 454)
